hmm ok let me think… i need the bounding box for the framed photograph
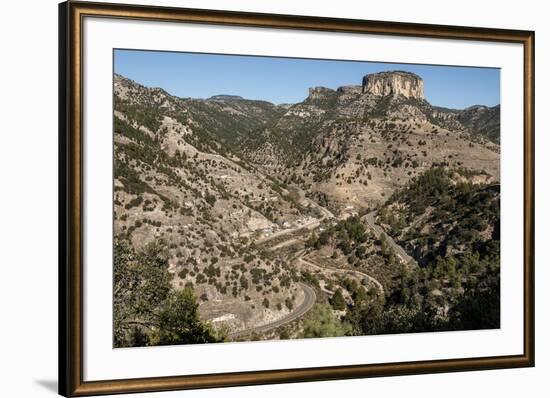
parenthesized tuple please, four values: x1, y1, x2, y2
(59, 1, 534, 396)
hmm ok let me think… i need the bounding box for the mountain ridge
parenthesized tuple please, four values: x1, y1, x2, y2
(113, 69, 501, 344)
(114, 71, 500, 208)
(114, 72, 499, 113)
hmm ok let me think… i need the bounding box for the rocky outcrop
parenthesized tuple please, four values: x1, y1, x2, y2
(362, 71, 424, 99)
(432, 109, 458, 121)
(337, 85, 362, 95)
(307, 87, 336, 101)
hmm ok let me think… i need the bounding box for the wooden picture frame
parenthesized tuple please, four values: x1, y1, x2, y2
(59, 1, 534, 396)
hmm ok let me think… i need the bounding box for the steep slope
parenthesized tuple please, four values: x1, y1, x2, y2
(303, 167, 500, 335)
(113, 70, 501, 340)
(115, 72, 500, 215)
(114, 74, 286, 155)
(114, 75, 313, 334)
(373, 167, 500, 330)
(241, 71, 500, 213)
(376, 167, 500, 267)
(456, 105, 501, 144)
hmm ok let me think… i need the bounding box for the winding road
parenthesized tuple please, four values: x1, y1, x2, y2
(256, 187, 335, 245)
(364, 211, 418, 268)
(228, 202, 417, 339)
(256, 217, 321, 245)
(228, 192, 333, 340)
(228, 282, 316, 340)
(298, 256, 385, 296)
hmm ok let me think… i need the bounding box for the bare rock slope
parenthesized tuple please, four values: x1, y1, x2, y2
(113, 70, 500, 336)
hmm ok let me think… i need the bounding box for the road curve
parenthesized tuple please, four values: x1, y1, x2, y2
(228, 282, 316, 340)
(298, 257, 384, 296)
(256, 188, 335, 245)
(364, 211, 418, 268)
(256, 218, 321, 245)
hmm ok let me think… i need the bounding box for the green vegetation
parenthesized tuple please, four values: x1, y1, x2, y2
(457, 105, 500, 144)
(357, 167, 502, 333)
(302, 168, 500, 336)
(344, 257, 500, 335)
(381, 167, 500, 266)
(329, 289, 346, 311)
(112, 74, 501, 344)
(173, 97, 285, 156)
(116, 99, 163, 133)
(262, 297, 270, 308)
(114, 116, 194, 204)
(307, 216, 379, 268)
(114, 239, 224, 347)
(301, 304, 350, 338)
(153, 288, 221, 346)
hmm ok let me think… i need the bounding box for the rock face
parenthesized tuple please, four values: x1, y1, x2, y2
(362, 71, 425, 99)
(307, 86, 336, 101)
(337, 85, 363, 95)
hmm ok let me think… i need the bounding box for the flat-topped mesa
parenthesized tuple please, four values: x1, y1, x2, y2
(362, 71, 425, 100)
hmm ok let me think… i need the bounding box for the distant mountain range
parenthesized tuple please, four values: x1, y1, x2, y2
(113, 70, 500, 342)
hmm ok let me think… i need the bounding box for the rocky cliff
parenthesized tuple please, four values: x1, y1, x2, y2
(362, 71, 425, 99)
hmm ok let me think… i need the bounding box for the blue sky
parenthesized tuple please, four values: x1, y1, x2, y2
(114, 49, 500, 109)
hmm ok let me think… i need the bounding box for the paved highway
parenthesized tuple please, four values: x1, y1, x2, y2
(364, 211, 418, 268)
(256, 187, 335, 245)
(228, 282, 316, 340)
(230, 204, 414, 340)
